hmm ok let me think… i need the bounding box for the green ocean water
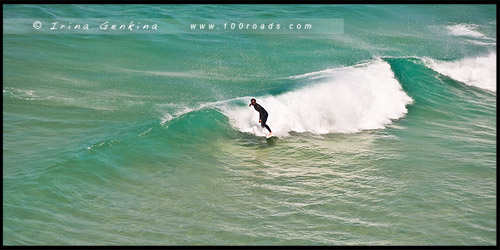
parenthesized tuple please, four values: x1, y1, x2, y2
(3, 4, 496, 245)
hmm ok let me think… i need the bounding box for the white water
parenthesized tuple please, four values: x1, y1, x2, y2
(445, 23, 495, 41)
(422, 52, 497, 92)
(220, 59, 413, 136)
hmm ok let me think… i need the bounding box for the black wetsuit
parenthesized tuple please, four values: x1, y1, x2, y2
(253, 103, 272, 133)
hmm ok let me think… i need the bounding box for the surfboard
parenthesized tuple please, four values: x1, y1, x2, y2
(265, 132, 277, 139)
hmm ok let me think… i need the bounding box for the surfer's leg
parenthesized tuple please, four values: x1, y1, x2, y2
(261, 116, 272, 133)
(263, 124, 272, 133)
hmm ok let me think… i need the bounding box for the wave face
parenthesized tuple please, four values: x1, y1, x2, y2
(220, 59, 413, 136)
(422, 52, 497, 92)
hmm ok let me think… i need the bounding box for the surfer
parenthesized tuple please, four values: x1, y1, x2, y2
(249, 98, 273, 136)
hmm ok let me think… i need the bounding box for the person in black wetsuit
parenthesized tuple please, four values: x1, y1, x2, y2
(249, 98, 273, 136)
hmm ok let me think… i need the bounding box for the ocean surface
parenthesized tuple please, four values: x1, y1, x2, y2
(3, 4, 496, 245)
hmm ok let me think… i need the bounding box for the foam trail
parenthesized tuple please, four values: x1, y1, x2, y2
(465, 39, 496, 46)
(422, 52, 496, 92)
(445, 23, 495, 40)
(220, 59, 413, 136)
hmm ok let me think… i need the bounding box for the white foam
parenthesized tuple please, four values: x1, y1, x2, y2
(465, 39, 496, 46)
(445, 23, 494, 40)
(4, 87, 40, 100)
(220, 59, 413, 136)
(422, 52, 496, 92)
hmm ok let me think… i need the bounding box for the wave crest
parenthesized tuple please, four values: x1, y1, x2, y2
(220, 59, 413, 136)
(422, 52, 496, 92)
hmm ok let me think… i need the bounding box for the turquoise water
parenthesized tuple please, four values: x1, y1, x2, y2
(3, 4, 496, 245)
